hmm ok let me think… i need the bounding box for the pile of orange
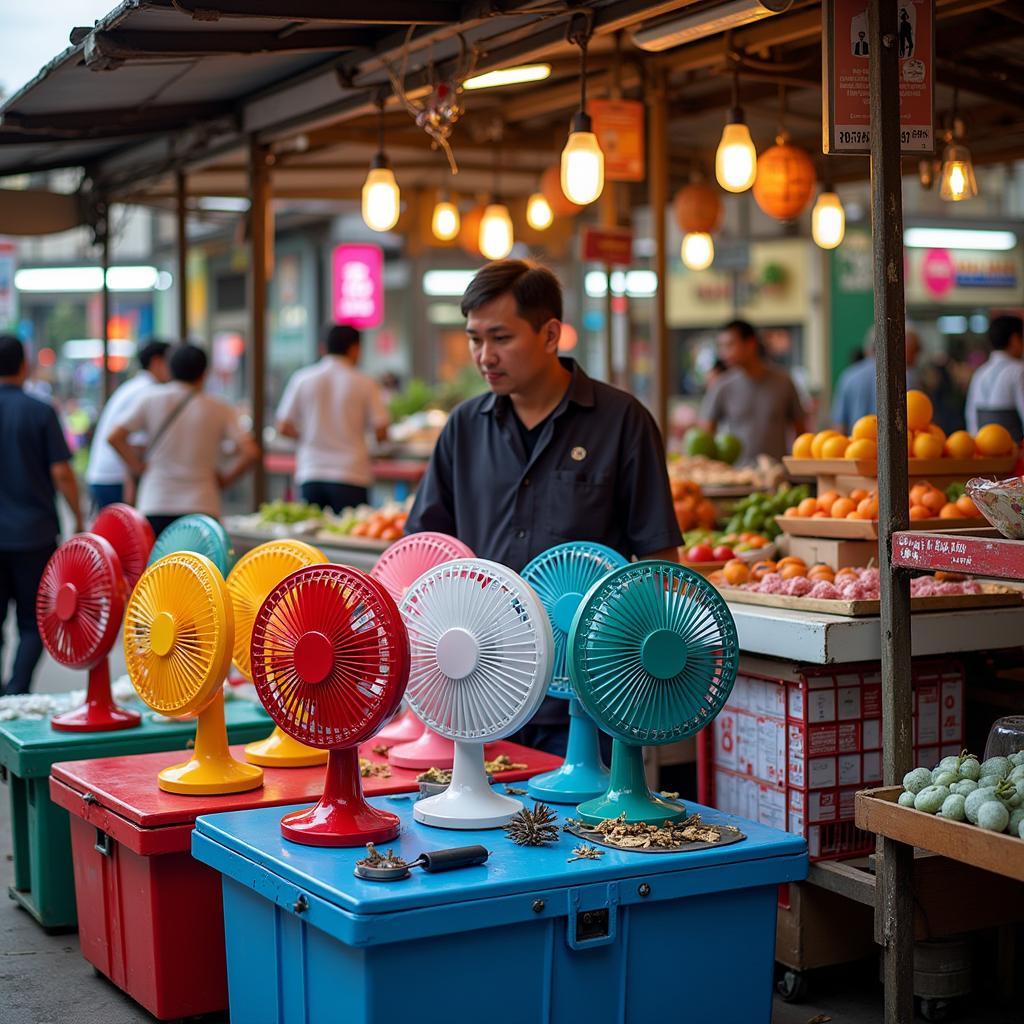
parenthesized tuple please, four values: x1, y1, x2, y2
(670, 478, 718, 533)
(908, 482, 983, 522)
(716, 555, 823, 587)
(350, 509, 407, 540)
(783, 488, 879, 521)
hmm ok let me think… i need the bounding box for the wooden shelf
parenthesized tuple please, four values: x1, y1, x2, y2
(892, 528, 1024, 582)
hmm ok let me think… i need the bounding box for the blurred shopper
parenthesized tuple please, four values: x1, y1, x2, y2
(275, 325, 390, 513)
(832, 323, 922, 433)
(0, 336, 82, 695)
(965, 315, 1024, 440)
(700, 319, 806, 462)
(85, 339, 171, 509)
(108, 343, 259, 536)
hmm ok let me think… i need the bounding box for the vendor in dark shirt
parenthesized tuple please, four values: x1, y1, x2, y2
(405, 260, 682, 752)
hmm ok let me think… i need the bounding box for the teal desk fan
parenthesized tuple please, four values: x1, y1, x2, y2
(521, 542, 627, 804)
(147, 514, 234, 576)
(568, 560, 739, 825)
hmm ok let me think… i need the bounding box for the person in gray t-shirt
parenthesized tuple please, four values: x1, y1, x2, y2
(700, 320, 806, 463)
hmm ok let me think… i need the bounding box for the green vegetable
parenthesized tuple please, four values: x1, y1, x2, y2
(958, 758, 981, 782)
(935, 755, 960, 773)
(932, 770, 957, 788)
(1010, 751, 1024, 768)
(1008, 808, 1024, 836)
(978, 800, 1010, 832)
(945, 481, 967, 503)
(1019, 819, 1024, 839)
(1008, 765, 1024, 784)
(898, 791, 918, 808)
(951, 779, 978, 796)
(258, 500, 321, 525)
(903, 767, 933, 794)
(914, 785, 950, 814)
(981, 755, 1011, 779)
(965, 787, 998, 824)
(979, 775, 1004, 792)
(939, 794, 967, 822)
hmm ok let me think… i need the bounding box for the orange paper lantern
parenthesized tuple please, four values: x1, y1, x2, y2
(540, 165, 584, 218)
(752, 141, 816, 221)
(672, 182, 723, 234)
(458, 204, 487, 255)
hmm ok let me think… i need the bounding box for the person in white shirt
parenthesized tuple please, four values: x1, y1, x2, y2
(965, 315, 1024, 440)
(85, 339, 171, 509)
(107, 343, 260, 536)
(275, 325, 390, 512)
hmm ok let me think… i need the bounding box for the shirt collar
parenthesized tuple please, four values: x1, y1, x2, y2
(478, 358, 596, 415)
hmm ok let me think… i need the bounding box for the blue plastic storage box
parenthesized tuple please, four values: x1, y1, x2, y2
(193, 791, 807, 1024)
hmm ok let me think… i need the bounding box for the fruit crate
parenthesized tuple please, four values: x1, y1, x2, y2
(701, 657, 966, 862)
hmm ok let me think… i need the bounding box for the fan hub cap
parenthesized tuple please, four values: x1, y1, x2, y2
(436, 627, 479, 680)
(552, 592, 583, 634)
(641, 629, 687, 679)
(294, 631, 334, 684)
(55, 583, 79, 622)
(150, 612, 177, 656)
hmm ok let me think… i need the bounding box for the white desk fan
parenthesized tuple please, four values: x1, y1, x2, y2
(371, 532, 474, 755)
(400, 558, 552, 829)
(521, 541, 627, 804)
(568, 560, 738, 825)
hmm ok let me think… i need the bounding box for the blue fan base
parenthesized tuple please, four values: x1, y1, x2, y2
(575, 741, 687, 826)
(527, 699, 609, 804)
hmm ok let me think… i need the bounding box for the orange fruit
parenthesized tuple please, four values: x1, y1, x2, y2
(906, 390, 933, 431)
(777, 556, 807, 570)
(747, 535, 766, 548)
(817, 490, 840, 514)
(831, 497, 856, 518)
(846, 438, 877, 460)
(850, 489, 869, 503)
(780, 564, 807, 580)
(939, 502, 961, 519)
(750, 560, 777, 581)
(708, 571, 726, 587)
(857, 497, 879, 518)
(852, 415, 878, 441)
(920, 488, 945, 513)
(909, 504, 931, 520)
(812, 510, 830, 518)
(975, 423, 1015, 457)
(912, 432, 944, 460)
(783, 506, 798, 517)
(809, 569, 835, 583)
(792, 432, 815, 459)
(944, 430, 976, 460)
(821, 435, 850, 459)
(811, 430, 841, 458)
(723, 559, 751, 586)
(925, 423, 947, 445)
(797, 497, 819, 517)
(956, 494, 980, 518)
(836, 567, 858, 581)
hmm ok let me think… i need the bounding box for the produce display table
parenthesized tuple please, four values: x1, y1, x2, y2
(49, 740, 559, 1020)
(193, 793, 807, 1024)
(229, 528, 386, 572)
(0, 699, 271, 930)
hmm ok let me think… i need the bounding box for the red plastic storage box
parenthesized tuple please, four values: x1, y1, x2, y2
(50, 740, 559, 1020)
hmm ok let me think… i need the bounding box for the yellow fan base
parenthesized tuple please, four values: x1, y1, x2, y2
(126, 551, 263, 795)
(224, 539, 330, 769)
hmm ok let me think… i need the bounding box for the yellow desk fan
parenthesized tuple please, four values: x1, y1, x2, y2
(124, 551, 263, 795)
(225, 539, 329, 767)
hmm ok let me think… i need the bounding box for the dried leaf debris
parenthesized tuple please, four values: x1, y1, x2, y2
(565, 812, 728, 851)
(359, 758, 392, 779)
(567, 843, 604, 863)
(356, 843, 407, 870)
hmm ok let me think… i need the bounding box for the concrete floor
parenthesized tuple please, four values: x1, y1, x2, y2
(1, 642, 1020, 1023)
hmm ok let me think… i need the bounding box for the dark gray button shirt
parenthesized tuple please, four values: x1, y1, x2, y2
(405, 359, 682, 571)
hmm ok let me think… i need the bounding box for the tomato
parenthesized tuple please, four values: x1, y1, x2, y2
(686, 543, 715, 563)
(711, 545, 734, 561)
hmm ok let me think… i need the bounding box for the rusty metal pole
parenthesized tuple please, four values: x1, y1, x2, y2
(647, 66, 669, 433)
(175, 170, 188, 340)
(99, 203, 112, 402)
(868, 2, 914, 1022)
(248, 138, 270, 508)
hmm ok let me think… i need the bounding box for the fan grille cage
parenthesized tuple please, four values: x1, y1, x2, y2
(148, 514, 232, 576)
(569, 562, 738, 745)
(250, 565, 408, 749)
(91, 504, 154, 589)
(370, 531, 475, 603)
(399, 559, 552, 742)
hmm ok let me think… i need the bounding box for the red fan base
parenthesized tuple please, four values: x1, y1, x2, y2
(375, 706, 426, 746)
(51, 661, 141, 733)
(280, 746, 399, 847)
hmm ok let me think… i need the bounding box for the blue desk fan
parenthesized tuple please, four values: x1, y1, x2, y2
(568, 560, 739, 825)
(147, 514, 234, 576)
(521, 542, 627, 804)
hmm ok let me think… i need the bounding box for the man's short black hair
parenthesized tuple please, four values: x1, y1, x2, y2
(0, 335, 25, 377)
(169, 343, 208, 383)
(460, 259, 563, 330)
(989, 315, 1023, 351)
(325, 324, 361, 356)
(138, 339, 171, 371)
(722, 319, 758, 342)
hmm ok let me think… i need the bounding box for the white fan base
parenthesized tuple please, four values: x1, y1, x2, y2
(413, 740, 522, 829)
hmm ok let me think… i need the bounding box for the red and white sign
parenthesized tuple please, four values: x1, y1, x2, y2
(823, 0, 934, 154)
(331, 244, 383, 329)
(582, 226, 633, 266)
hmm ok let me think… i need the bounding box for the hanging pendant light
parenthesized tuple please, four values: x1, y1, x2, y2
(940, 119, 977, 202)
(479, 203, 514, 260)
(681, 232, 715, 271)
(560, 14, 604, 206)
(431, 193, 460, 241)
(526, 191, 554, 230)
(362, 102, 400, 232)
(716, 69, 757, 193)
(811, 187, 845, 249)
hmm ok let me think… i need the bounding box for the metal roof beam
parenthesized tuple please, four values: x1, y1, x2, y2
(169, 0, 461, 24)
(2, 102, 236, 137)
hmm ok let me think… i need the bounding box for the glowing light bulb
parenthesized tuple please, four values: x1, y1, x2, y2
(681, 232, 714, 271)
(431, 198, 460, 241)
(526, 191, 553, 231)
(940, 144, 977, 202)
(811, 191, 846, 250)
(478, 203, 514, 260)
(715, 117, 757, 193)
(560, 114, 605, 206)
(361, 156, 400, 232)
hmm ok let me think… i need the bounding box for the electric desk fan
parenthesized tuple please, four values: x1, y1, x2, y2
(568, 561, 738, 825)
(400, 559, 552, 829)
(225, 539, 330, 768)
(371, 532, 474, 755)
(250, 564, 409, 846)
(37, 534, 141, 732)
(521, 542, 628, 804)
(91, 503, 155, 591)
(148, 514, 233, 576)
(124, 551, 263, 794)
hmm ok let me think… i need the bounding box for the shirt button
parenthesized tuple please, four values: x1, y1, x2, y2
(523, 478, 531, 487)
(516, 530, 526, 539)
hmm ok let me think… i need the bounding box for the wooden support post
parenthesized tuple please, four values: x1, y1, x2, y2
(647, 66, 669, 433)
(175, 170, 188, 340)
(248, 138, 270, 508)
(99, 204, 112, 402)
(868, 2, 914, 1022)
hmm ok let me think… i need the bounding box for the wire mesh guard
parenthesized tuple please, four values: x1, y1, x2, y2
(569, 561, 739, 825)
(148, 513, 233, 576)
(250, 564, 409, 845)
(91, 503, 154, 591)
(400, 559, 552, 829)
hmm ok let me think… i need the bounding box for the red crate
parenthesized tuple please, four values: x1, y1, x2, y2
(703, 659, 965, 862)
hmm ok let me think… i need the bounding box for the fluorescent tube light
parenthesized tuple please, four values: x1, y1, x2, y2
(903, 228, 1017, 251)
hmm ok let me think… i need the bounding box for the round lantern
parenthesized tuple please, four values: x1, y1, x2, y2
(752, 139, 816, 221)
(672, 182, 723, 235)
(458, 204, 487, 255)
(540, 165, 584, 219)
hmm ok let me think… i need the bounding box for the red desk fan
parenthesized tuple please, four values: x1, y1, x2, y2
(37, 534, 141, 732)
(90, 503, 155, 592)
(250, 564, 410, 846)
(370, 532, 474, 757)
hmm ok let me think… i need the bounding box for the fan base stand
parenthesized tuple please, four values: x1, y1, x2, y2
(51, 662, 141, 732)
(575, 741, 686, 826)
(388, 726, 456, 770)
(414, 741, 522, 829)
(527, 698, 609, 804)
(244, 725, 328, 767)
(375, 706, 425, 745)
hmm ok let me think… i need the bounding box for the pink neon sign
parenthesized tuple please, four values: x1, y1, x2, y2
(331, 244, 383, 329)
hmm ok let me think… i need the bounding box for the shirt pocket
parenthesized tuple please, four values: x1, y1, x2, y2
(546, 469, 614, 542)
